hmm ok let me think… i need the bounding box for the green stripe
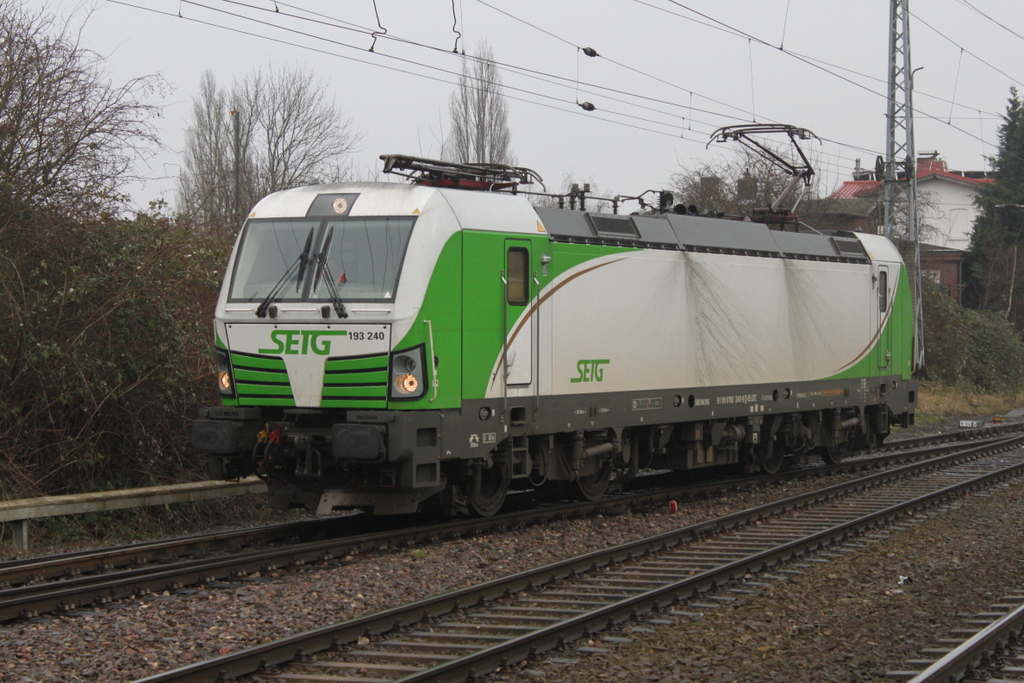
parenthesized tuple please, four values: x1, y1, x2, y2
(239, 397, 297, 407)
(325, 355, 388, 372)
(231, 353, 287, 371)
(323, 369, 389, 385)
(322, 398, 387, 408)
(233, 368, 290, 383)
(236, 383, 294, 397)
(322, 385, 388, 398)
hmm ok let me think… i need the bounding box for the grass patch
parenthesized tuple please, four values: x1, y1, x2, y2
(915, 382, 1021, 426)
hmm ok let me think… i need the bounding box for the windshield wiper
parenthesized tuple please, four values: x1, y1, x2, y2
(314, 226, 348, 319)
(255, 227, 315, 318)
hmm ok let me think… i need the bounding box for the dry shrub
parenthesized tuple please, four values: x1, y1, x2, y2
(923, 279, 1024, 394)
(0, 4, 233, 500)
(0, 206, 229, 498)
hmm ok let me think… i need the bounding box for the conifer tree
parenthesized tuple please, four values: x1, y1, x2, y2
(966, 88, 1024, 327)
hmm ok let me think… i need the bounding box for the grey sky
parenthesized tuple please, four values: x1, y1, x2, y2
(26, 0, 1024, 212)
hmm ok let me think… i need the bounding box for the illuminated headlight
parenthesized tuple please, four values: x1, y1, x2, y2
(394, 373, 419, 394)
(216, 349, 235, 397)
(389, 345, 426, 400)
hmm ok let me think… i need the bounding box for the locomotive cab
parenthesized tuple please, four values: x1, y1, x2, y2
(193, 181, 462, 514)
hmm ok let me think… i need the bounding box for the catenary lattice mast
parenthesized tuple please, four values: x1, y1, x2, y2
(884, 0, 925, 371)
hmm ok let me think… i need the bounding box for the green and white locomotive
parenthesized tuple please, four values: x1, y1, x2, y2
(192, 154, 917, 516)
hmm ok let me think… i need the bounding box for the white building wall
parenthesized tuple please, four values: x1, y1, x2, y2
(917, 178, 981, 250)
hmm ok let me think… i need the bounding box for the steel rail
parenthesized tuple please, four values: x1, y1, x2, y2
(129, 434, 1024, 683)
(906, 600, 1024, 682)
(0, 432, 1003, 622)
(396, 449, 1024, 683)
(0, 422, 1007, 585)
(879, 422, 1021, 451)
(0, 515, 359, 584)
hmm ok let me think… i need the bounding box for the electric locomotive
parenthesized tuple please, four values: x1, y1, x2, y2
(192, 153, 917, 516)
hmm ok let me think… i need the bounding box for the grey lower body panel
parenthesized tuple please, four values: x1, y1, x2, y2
(200, 374, 915, 513)
(447, 375, 915, 456)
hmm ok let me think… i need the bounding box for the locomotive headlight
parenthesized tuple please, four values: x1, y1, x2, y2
(215, 348, 235, 397)
(394, 373, 419, 394)
(389, 345, 426, 400)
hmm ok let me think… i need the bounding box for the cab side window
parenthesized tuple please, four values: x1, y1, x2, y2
(879, 270, 888, 312)
(503, 248, 528, 305)
(507, 248, 528, 305)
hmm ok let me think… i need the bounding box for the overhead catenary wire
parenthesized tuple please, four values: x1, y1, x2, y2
(910, 10, 1024, 92)
(111, 0, 1017, 178)
(118, 0, 877, 177)
(949, 48, 965, 124)
(111, 0, 726, 146)
(450, 0, 462, 53)
(957, 0, 1024, 45)
(651, 0, 1010, 121)
(747, 38, 756, 122)
(432, 1, 1013, 171)
(134, 0, 869, 170)
(487, 5, 989, 184)
(643, 0, 1023, 166)
(177, 0, 769, 131)
(780, 0, 791, 50)
(468, 0, 887, 166)
(189, 0, 1024, 165)
(163, 0, 892, 166)
(189, 0, 874, 164)
(472, 0, 758, 123)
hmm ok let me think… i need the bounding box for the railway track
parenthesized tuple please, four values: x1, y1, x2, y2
(0, 427, 1011, 624)
(888, 594, 1024, 682)
(129, 431, 1024, 683)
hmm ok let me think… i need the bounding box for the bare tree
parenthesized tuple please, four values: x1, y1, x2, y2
(443, 40, 515, 166)
(530, 171, 616, 212)
(0, 5, 225, 498)
(0, 1, 163, 221)
(178, 65, 360, 231)
(670, 148, 797, 216)
(178, 72, 235, 230)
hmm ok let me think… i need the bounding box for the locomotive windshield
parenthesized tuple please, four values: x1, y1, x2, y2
(229, 216, 416, 303)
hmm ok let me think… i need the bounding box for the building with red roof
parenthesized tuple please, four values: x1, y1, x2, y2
(826, 153, 991, 298)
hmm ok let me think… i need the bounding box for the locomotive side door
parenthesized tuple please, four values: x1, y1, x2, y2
(876, 265, 893, 374)
(503, 239, 534, 387)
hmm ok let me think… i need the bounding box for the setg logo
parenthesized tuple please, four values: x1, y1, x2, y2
(571, 359, 610, 383)
(259, 330, 347, 356)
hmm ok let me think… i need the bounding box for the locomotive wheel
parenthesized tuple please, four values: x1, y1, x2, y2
(821, 439, 850, 464)
(571, 462, 612, 501)
(467, 461, 509, 517)
(757, 438, 785, 475)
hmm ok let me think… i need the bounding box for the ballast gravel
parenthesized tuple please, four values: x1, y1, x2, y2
(2, 452, 1024, 682)
(527, 479, 1024, 683)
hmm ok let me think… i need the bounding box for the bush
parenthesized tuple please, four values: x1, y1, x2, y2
(0, 205, 229, 498)
(922, 280, 968, 385)
(0, 1, 211, 500)
(923, 280, 1024, 393)
(960, 307, 1024, 393)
